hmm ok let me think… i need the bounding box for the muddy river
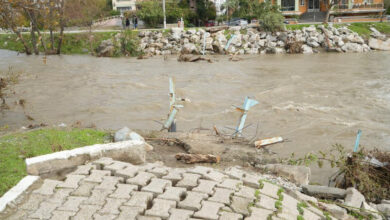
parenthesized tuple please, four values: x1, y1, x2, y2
(1, 49, 390, 181)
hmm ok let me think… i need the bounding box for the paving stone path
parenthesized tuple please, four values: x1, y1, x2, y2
(4, 158, 330, 220)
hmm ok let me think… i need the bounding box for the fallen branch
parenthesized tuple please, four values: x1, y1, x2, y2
(178, 54, 212, 63)
(175, 153, 220, 164)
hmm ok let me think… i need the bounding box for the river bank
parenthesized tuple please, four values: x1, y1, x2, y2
(0, 22, 389, 56)
(0, 127, 389, 219)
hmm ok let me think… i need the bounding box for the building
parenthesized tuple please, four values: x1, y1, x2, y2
(112, 0, 137, 13)
(209, 0, 227, 15)
(275, 0, 385, 22)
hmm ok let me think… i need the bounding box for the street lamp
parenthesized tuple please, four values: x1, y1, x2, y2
(163, 0, 166, 29)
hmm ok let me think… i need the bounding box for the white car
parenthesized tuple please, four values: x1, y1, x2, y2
(228, 18, 248, 26)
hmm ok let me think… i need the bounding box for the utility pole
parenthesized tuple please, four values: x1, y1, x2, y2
(163, 0, 167, 29)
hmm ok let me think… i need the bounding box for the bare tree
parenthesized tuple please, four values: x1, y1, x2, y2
(0, 0, 32, 54)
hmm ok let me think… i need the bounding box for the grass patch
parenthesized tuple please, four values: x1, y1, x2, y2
(286, 24, 316, 30)
(333, 22, 390, 38)
(286, 22, 390, 37)
(0, 31, 130, 55)
(0, 128, 109, 196)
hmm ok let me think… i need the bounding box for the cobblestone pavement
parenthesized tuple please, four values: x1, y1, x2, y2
(4, 158, 330, 220)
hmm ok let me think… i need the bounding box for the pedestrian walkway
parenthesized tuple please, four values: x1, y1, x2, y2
(3, 158, 328, 220)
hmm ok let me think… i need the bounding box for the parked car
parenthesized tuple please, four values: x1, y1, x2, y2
(205, 20, 215, 27)
(387, 15, 390, 21)
(228, 18, 248, 26)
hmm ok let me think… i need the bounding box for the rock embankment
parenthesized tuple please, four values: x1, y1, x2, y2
(129, 25, 388, 57)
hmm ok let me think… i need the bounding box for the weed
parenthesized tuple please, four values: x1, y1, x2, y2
(275, 200, 282, 212)
(277, 188, 284, 201)
(258, 180, 265, 189)
(297, 202, 307, 215)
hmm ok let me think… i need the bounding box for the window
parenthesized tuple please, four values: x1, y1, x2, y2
(301, 0, 305, 6)
(281, 0, 295, 11)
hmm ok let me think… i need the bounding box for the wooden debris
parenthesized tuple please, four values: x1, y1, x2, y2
(175, 153, 220, 164)
(255, 137, 284, 148)
(213, 125, 220, 136)
(178, 54, 212, 63)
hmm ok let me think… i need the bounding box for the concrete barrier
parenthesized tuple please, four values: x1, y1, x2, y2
(25, 140, 153, 176)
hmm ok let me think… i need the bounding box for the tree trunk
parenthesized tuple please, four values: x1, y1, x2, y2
(50, 29, 55, 51)
(324, 0, 334, 24)
(30, 25, 39, 55)
(14, 30, 32, 55)
(56, 0, 65, 55)
(49, 0, 55, 51)
(6, 21, 32, 55)
(324, 9, 331, 24)
(30, 9, 48, 54)
(24, 8, 39, 55)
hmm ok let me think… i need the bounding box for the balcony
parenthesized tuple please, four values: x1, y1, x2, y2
(281, 6, 296, 11)
(332, 3, 385, 13)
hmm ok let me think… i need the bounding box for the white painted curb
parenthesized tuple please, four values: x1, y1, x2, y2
(25, 140, 152, 176)
(0, 175, 40, 213)
(25, 140, 144, 166)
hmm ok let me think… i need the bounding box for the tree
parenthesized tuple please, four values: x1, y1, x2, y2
(223, 0, 239, 21)
(257, 2, 284, 32)
(0, 0, 32, 54)
(65, 0, 107, 29)
(380, 0, 390, 22)
(323, 0, 337, 24)
(136, 0, 163, 27)
(196, 0, 216, 25)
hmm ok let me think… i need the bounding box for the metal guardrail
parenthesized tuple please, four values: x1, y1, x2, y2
(281, 6, 295, 11)
(334, 3, 384, 10)
(92, 15, 121, 25)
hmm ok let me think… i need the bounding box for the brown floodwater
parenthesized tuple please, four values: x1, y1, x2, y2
(1, 49, 389, 181)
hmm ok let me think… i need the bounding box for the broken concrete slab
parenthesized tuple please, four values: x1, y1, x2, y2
(344, 187, 365, 209)
(302, 185, 346, 199)
(260, 164, 311, 185)
(318, 202, 348, 220)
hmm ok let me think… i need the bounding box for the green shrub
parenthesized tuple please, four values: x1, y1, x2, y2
(118, 31, 143, 57)
(257, 2, 285, 32)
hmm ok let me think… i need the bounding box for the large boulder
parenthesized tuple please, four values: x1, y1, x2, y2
(260, 164, 311, 185)
(114, 127, 145, 142)
(170, 28, 182, 41)
(341, 42, 364, 53)
(96, 39, 115, 57)
(181, 43, 198, 54)
(369, 38, 390, 51)
(370, 27, 386, 40)
(307, 37, 320, 48)
(301, 44, 313, 54)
